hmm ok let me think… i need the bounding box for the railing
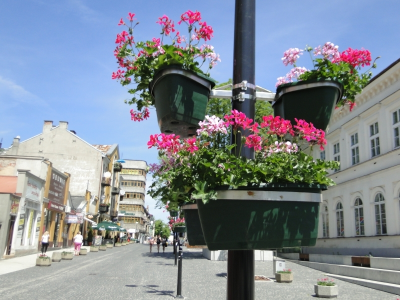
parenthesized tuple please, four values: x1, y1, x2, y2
(111, 187, 120, 195)
(113, 162, 122, 172)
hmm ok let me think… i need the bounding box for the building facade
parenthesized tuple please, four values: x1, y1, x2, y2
(117, 160, 152, 242)
(303, 59, 400, 257)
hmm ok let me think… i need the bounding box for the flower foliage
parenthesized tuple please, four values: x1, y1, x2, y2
(147, 111, 339, 205)
(168, 217, 185, 230)
(112, 11, 220, 121)
(276, 42, 378, 110)
(277, 269, 292, 274)
(317, 278, 336, 286)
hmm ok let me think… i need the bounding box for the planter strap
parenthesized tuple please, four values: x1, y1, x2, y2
(181, 204, 198, 210)
(232, 92, 255, 102)
(232, 80, 256, 91)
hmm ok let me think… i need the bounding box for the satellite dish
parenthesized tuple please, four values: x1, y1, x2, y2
(104, 171, 111, 178)
(120, 190, 126, 196)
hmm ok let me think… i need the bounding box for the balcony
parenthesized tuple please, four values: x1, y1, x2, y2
(101, 177, 111, 186)
(110, 210, 118, 218)
(113, 162, 122, 172)
(111, 187, 120, 195)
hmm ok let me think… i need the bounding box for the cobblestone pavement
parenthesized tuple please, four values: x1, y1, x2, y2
(0, 243, 398, 300)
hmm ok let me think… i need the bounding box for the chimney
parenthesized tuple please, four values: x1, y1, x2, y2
(59, 121, 68, 129)
(8, 136, 20, 155)
(43, 120, 53, 133)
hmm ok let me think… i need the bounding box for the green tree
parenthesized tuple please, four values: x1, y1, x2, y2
(154, 220, 171, 238)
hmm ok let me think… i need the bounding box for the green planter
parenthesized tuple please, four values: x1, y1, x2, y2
(182, 203, 206, 246)
(274, 79, 343, 131)
(149, 65, 216, 138)
(173, 226, 187, 233)
(196, 183, 325, 250)
(169, 210, 178, 217)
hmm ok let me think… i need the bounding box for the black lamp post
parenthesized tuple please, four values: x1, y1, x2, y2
(228, 0, 256, 299)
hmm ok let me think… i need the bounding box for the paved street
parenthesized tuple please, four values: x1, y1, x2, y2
(0, 243, 398, 300)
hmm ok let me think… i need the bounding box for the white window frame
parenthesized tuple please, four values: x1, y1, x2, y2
(336, 202, 344, 237)
(374, 193, 387, 235)
(333, 142, 340, 172)
(354, 198, 364, 236)
(393, 109, 400, 148)
(322, 205, 329, 238)
(369, 122, 380, 158)
(350, 133, 360, 165)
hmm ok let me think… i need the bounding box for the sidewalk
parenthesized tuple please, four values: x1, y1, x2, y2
(0, 243, 398, 299)
(0, 246, 75, 275)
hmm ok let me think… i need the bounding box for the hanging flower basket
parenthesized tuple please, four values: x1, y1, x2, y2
(274, 79, 343, 131)
(169, 210, 178, 217)
(99, 205, 109, 213)
(196, 183, 325, 251)
(173, 225, 187, 233)
(149, 65, 216, 138)
(182, 203, 206, 246)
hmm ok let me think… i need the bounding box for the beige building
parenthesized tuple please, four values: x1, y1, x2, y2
(118, 160, 153, 241)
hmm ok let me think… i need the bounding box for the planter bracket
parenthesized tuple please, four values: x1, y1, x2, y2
(233, 80, 256, 91)
(233, 92, 255, 102)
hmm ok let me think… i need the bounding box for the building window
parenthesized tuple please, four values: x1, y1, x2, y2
(375, 193, 387, 235)
(336, 202, 344, 237)
(320, 150, 325, 160)
(354, 198, 364, 236)
(333, 143, 340, 171)
(322, 205, 329, 238)
(350, 133, 359, 165)
(393, 109, 400, 148)
(370, 122, 380, 157)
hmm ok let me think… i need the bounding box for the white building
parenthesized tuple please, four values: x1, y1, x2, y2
(303, 58, 400, 257)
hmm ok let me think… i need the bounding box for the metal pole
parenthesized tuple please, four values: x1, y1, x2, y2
(175, 236, 184, 298)
(174, 232, 178, 266)
(228, 0, 256, 299)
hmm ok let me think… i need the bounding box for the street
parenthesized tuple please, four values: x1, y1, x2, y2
(0, 244, 397, 299)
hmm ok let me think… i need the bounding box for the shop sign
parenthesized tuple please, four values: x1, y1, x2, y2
(16, 213, 25, 239)
(48, 201, 65, 213)
(26, 177, 42, 202)
(36, 217, 41, 232)
(120, 169, 141, 175)
(48, 170, 67, 205)
(10, 195, 20, 215)
(65, 214, 79, 223)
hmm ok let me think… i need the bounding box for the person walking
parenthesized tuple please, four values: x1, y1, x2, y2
(73, 231, 83, 256)
(149, 237, 154, 253)
(40, 231, 50, 255)
(156, 235, 161, 253)
(162, 236, 167, 253)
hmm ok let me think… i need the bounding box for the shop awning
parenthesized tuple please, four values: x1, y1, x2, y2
(84, 217, 97, 225)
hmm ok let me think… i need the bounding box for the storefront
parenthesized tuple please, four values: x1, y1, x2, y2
(39, 167, 70, 249)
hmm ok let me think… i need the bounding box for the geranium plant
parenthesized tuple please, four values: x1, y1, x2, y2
(276, 42, 378, 110)
(112, 11, 220, 121)
(317, 278, 336, 286)
(147, 110, 339, 205)
(277, 269, 292, 274)
(168, 217, 186, 230)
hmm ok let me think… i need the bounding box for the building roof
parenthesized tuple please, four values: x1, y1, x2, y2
(92, 145, 113, 154)
(121, 160, 148, 169)
(0, 176, 18, 193)
(368, 58, 400, 85)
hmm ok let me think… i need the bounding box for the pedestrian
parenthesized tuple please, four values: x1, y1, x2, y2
(40, 231, 50, 255)
(162, 236, 168, 253)
(156, 235, 161, 253)
(149, 237, 154, 253)
(73, 231, 83, 256)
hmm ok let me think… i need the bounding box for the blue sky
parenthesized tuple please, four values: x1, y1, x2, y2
(0, 0, 399, 221)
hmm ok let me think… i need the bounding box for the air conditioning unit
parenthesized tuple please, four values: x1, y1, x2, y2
(65, 206, 71, 213)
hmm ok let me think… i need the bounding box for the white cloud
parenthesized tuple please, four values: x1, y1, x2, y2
(67, 0, 101, 23)
(0, 76, 46, 107)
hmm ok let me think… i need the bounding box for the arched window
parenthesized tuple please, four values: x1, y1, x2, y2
(336, 202, 344, 237)
(375, 193, 387, 235)
(322, 205, 329, 238)
(354, 198, 364, 236)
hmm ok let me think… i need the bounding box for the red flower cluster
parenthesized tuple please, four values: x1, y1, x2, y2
(339, 48, 371, 68)
(147, 133, 182, 153)
(130, 108, 150, 122)
(260, 116, 294, 137)
(224, 109, 253, 133)
(294, 119, 326, 150)
(156, 15, 175, 36)
(195, 21, 214, 41)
